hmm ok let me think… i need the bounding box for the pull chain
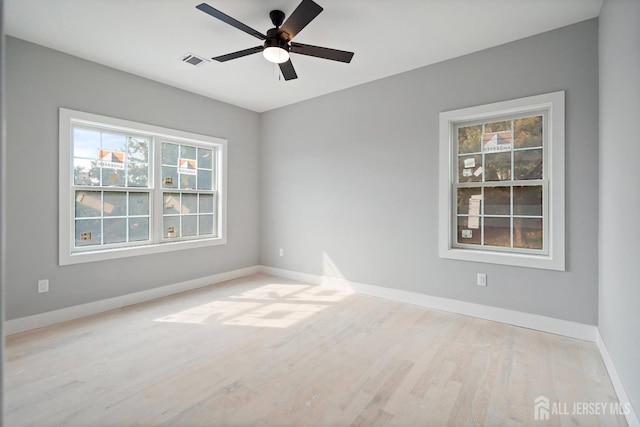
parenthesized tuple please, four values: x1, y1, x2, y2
(272, 63, 282, 81)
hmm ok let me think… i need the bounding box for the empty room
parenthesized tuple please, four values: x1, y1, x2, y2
(1, 0, 639, 425)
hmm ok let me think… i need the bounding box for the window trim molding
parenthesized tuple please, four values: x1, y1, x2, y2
(59, 108, 228, 266)
(438, 91, 565, 271)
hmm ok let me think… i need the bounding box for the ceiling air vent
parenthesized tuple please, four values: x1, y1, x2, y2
(179, 53, 209, 67)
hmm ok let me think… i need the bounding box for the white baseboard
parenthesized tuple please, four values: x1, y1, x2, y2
(597, 330, 640, 427)
(6, 265, 260, 335)
(259, 265, 596, 342)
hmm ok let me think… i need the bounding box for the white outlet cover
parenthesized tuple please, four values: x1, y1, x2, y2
(477, 273, 487, 286)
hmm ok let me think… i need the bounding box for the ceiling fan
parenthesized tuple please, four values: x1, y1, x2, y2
(196, 0, 354, 81)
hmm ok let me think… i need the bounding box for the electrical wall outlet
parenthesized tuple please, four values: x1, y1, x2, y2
(38, 279, 49, 293)
(279, 248, 284, 257)
(477, 273, 487, 287)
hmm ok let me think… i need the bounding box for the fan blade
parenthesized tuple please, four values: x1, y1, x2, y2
(196, 3, 266, 40)
(279, 60, 298, 81)
(290, 42, 354, 63)
(212, 46, 263, 62)
(279, 0, 323, 41)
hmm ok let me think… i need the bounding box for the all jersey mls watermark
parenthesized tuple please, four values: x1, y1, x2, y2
(534, 395, 632, 420)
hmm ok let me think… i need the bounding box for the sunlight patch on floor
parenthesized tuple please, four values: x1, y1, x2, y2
(154, 282, 351, 328)
(222, 302, 329, 328)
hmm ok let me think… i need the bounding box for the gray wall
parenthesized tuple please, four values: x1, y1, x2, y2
(5, 37, 261, 320)
(260, 19, 599, 325)
(599, 0, 640, 416)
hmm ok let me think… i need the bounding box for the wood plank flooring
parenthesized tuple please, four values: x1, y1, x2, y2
(5, 274, 626, 426)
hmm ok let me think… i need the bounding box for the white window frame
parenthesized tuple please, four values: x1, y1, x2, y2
(59, 108, 228, 266)
(438, 91, 565, 271)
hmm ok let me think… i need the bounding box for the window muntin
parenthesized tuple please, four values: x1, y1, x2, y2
(60, 108, 227, 265)
(71, 131, 219, 252)
(159, 141, 217, 242)
(73, 127, 150, 188)
(74, 190, 150, 247)
(72, 126, 153, 251)
(162, 192, 216, 239)
(438, 91, 564, 271)
(454, 113, 546, 254)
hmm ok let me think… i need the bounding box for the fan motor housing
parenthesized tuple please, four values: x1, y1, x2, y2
(264, 29, 290, 52)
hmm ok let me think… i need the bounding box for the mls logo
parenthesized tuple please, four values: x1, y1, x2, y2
(534, 395, 550, 420)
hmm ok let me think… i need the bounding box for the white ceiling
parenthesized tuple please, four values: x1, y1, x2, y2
(6, 0, 602, 112)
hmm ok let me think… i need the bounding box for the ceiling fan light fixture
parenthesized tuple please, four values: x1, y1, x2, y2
(263, 46, 290, 64)
(197, 0, 354, 80)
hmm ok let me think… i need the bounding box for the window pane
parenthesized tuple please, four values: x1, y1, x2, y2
(198, 147, 213, 169)
(103, 218, 127, 244)
(199, 194, 214, 213)
(162, 166, 178, 188)
(197, 169, 212, 190)
(514, 116, 542, 148)
(73, 158, 100, 186)
(103, 192, 126, 216)
(458, 155, 482, 183)
(485, 152, 511, 181)
(484, 120, 510, 132)
(180, 145, 197, 160)
(127, 164, 148, 187)
(75, 219, 101, 247)
(164, 193, 181, 215)
(514, 186, 542, 216)
(514, 218, 543, 249)
(514, 149, 543, 180)
(75, 191, 102, 218)
(163, 216, 180, 238)
(456, 216, 481, 245)
(101, 168, 125, 187)
(180, 174, 196, 190)
(457, 188, 482, 215)
(484, 217, 511, 247)
(128, 137, 149, 163)
(182, 193, 197, 214)
(162, 142, 179, 166)
(129, 192, 149, 216)
(129, 217, 149, 242)
(199, 214, 214, 236)
(101, 132, 127, 152)
(458, 125, 482, 154)
(484, 187, 510, 215)
(182, 215, 198, 237)
(73, 128, 100, 159)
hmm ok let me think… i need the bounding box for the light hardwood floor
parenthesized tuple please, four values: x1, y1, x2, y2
(6, 274, 626, 426)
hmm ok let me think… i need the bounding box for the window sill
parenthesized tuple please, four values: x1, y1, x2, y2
(440, 247, 565, 271)
(60, 236, 227, 266)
